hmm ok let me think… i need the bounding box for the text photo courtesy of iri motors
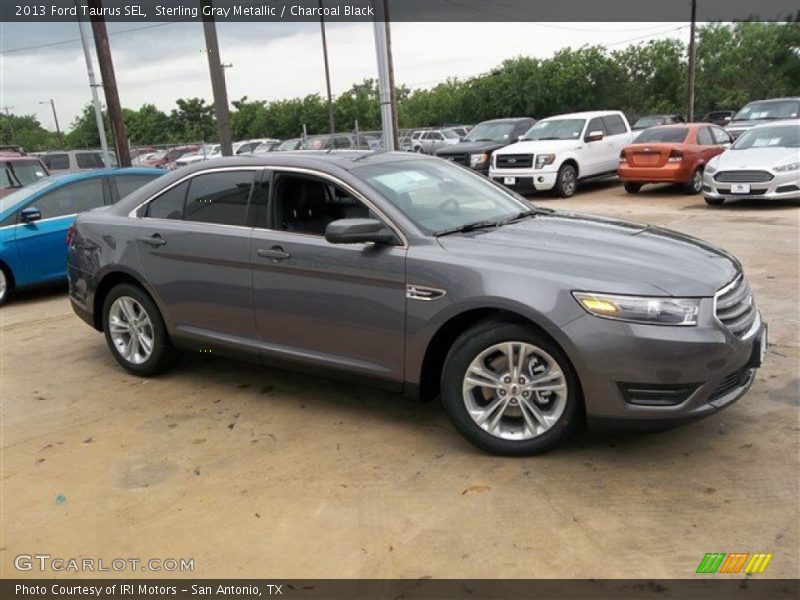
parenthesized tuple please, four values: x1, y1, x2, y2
(0, 1, 798, 599)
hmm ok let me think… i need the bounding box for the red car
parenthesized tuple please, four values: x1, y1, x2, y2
(0, 146, 49, 198)
(143, 146, 199, 169)
(618, 123, 733, 194)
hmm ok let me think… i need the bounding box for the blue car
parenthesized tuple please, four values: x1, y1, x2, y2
(0, 168, 164, 304)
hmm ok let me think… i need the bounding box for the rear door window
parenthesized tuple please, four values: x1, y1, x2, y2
(603, 115, 628, 135)
(75, 152, 105, 169)
(183, 170, 254, 226)
(146, 181, 189, 220)
(113, 174, 160, 201)
(43, 154, 69, 170)
(697, 127, 714, 146)
(710, 127, 732, 145)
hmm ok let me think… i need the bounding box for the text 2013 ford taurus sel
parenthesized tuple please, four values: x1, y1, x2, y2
(67, 152, 767, 455)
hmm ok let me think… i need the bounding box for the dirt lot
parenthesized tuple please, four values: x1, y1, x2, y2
(1, 182, 798, 579)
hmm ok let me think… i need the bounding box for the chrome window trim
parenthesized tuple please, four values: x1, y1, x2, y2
(127, 164, 408, 248)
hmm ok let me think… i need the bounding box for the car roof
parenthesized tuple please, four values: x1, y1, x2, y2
(743, 97, 800, 103)
(477, 117, 535, 124)
(41, 167, 164, 184)
(748, 119, 800, 128)
(0, 154, 43, 162)
(543, 110, 624, 120)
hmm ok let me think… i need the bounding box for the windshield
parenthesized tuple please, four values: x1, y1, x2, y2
(0, 177, 55, 214)
(442, 129, 459, 139)
(524, 119, 585, 141)
(634, 116, 666, 128)
(148, 151, 167, 161)
(1, 160, 48, 189)
(353, 159, 529, 234)
(634, 127, 689, 144)
(733, 100, 799, 122)
(464, 122, 517, 142)
(731, 124, 800, 150)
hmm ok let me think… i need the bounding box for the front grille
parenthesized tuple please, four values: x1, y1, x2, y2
(715, 186, 769, 195)
(619, 383, 698, 407)
(442, 153, 469, 166)
(496, 154, 533, 169)
(710, 366, 752, 401)
(714, 170, 773, 183)
(715, 274, 758, 338)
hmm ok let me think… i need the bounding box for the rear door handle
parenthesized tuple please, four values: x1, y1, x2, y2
(257, 247, 291, 261)
(138, 235, 166, 247)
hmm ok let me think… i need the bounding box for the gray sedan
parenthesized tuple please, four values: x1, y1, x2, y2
(67, 152, 766, 455)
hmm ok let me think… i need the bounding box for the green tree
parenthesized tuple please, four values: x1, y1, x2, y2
(0, 113, 59, 151)
(169, 98, 216, 142)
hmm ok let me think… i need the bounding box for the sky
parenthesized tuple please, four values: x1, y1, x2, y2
(0, 20, 690, 132)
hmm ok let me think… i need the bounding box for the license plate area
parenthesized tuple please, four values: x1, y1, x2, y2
(731, 183, 751, 194)
(503, 177, 516, 185)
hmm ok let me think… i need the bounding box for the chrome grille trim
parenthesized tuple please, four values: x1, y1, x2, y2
(714, 274, 760, 340)
(714, 170, 773, 183)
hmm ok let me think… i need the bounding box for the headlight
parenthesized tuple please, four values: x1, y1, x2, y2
(704, 163, 717, 175)
(573, 292, 700, 326)
(470, 153, 489, 167)
(775, 161, 799, 173)
(535, 154, 555, 169)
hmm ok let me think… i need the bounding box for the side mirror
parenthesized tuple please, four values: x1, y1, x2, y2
(20, 207, 42, 223)
(325, 218, 398, 245)
(586, 131, 604, 142)
(723, 116, 732, 123)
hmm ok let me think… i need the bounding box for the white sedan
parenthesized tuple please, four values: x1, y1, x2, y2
(703, 120, 800, 205)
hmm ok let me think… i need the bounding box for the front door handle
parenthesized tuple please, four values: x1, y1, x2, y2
(257, 247, 291, 261)
(138, 235, 166, 247)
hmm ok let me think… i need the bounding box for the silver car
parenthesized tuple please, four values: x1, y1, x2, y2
(67, 152, 766, 455)
(412, 129, 461, 154)
(703, 121, 800, 205)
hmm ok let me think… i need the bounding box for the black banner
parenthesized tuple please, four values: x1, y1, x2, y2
(3, 579, 800, 600)
(1, 0, 798, 23)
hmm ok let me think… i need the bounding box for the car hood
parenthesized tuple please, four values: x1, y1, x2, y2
(437, 211, 739, 296)
(713, 147, 797, 169)
(494, 139, 582, 155)
(436, 140, 507, 155)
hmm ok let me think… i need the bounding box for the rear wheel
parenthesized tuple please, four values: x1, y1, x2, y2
(624, 182, 642, 194)
(102, 283, 179, 376)
(554, 164, 578, 198)
(704, 196, 725, 206)
(684, 167, 703, 195)
(441, 320, 581, 455)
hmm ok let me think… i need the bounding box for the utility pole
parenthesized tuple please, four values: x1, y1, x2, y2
(88, 0, 131, 166)
(372, 0, 398, 150)
(1, 106, 17, 146)
(76, 2, 111, 167)
(201, 0, 233, 156)
(39, 100, 64, 148)
(319, 0, 336, 134)
(686, 0, 697, 122)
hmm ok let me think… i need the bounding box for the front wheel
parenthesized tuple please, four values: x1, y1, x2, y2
(0, 267, 9, 306)
(554, 164, 578, 198)
(102, 283, 180, 376)
(441, 321, 581, 455)
(704, 196, 725, 206)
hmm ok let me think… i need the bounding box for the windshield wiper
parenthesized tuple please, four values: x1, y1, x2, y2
(496, 209, 541, 225)
(530, 136, 562, 141)
(435, 219, 504, 237)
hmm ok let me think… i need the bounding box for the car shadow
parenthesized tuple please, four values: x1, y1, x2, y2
(3, 283, 68, 307)
(685, 198, 800, 211)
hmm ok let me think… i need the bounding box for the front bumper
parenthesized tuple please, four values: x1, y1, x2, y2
(561, 302, 765, 428)
(703, 170, 800, 200)
(489, 167, 558, 192)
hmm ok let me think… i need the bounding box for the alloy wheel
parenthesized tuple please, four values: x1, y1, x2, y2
(692, 169, 703, 192)
(0, 270, 6, 303)
(561, 168, 576, 196)
(462, 341, 568, 440)
(108, 296, 155, 365)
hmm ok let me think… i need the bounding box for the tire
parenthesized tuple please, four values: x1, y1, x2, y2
(102, 283, 180, 376)
(704, 196, 725, 206)
(554, 163, 578, 198)
(440, 320, 581, 456)
(414, 146, 424, 154)
(0, 266, 9, 306)
(684, 167, 703, 195)
(624, 182, 642, 194)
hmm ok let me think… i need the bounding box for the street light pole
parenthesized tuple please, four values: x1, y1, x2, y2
(372, 0, 398, 151)
(76, 2, 111, 167)
(319, 0, 336, 134)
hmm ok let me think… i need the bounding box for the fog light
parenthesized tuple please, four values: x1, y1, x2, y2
(538, 176, 544, 182)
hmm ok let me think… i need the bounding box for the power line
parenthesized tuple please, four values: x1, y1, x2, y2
(0, 21, 188, 55)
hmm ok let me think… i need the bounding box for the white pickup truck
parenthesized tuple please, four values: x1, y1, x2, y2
(490, 110, 633, 197)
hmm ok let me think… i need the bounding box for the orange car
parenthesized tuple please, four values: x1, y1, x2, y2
(618, 123, 733, 194)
